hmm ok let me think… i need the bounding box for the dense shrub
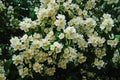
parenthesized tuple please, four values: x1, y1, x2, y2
(0, 0, 120, 80)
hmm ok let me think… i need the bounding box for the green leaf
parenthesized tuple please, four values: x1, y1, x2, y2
(0, 30, 4, 32)
(59, 5, 65, 14)
(29, 7, 35, 19)
(115, 35, 120, 40)
(17, 78, 24, 80)
(43, 44, 50, 50)
(4, 59, 13, 71)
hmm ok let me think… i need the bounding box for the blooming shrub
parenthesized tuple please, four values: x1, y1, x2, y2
(0, 0, 120, 80)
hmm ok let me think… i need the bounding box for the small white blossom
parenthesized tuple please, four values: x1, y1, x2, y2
(58, 33, 64, 39)
(50, 42, 63, 53)
(12, 55, 23, 66)
(94, 59, 105, 70)
(100, 14, 114, 32)
(33, 63, 43, 73)
(107, 39, 119, 47)
(18, 67, 29, 78)
(54, 14, 66, 31)
(64, 26, 76, 39)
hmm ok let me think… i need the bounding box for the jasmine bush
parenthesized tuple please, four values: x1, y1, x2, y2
(0, 0, 120, 80)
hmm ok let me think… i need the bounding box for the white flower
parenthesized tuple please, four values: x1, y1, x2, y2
(64, 26, 76, 39)
(77, 39, 88, 49)
(7, 6, 14, 15)
(84, 18, 96, 27)
(42, 39, 50, 47)
(94, 59, 105, 70)
(10, 37, 20, 44)
(107, 39, 119, 47)
(58, 60, 67, 69)
(19, 22, 29, 32)
(45, 31, 54, 40)
(37, 8, 48, 21)
(33, 63, 43, 73)
(19, 19, 31, 32)
(95, 48, 106, 59)
(19, 18, 37, 32)
(58, 33, 64, 39)
(32, 40, 43, 48)
(45, 67, 56, 76)
(22, 49, 34, 60)
(63, 2, 71, 10)
(68, 17, 84, 26)
(68, 47, 78, 61)
(31, 21, 37, 29)
(10, 37, 25, 51)
(33, 33, 41, 39)
(50, 42, 63, 53)
(72, 33, 83, 43)
(112, 50, 120, 63)
(85, 0, 96, 10)
(54, 14, 66, 31)
(18, 67, 29, 78)
(47, 1, 58, 10)
(12, 55, 23, 66)
(103, 14, 111, 19)
(56, 14, 65, 20)
(77, 53, 87, 64)
(50, 45, 55, 51)
(100, 14, 114, 31)
(20, 34, 28, 42)
(88, 36, 105, 47)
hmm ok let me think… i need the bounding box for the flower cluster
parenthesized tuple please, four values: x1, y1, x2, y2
(9, 0, 120, 79)
(19, 18, 37, 32)
(100, 14, 114, 32)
